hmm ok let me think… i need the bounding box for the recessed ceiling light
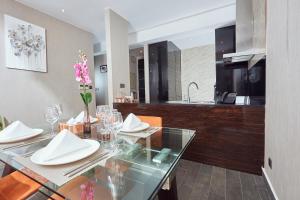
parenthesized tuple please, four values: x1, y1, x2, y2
(61, 9, 65, 13)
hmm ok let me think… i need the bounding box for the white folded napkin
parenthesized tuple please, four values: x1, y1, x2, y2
(67, 111, 97, 125)
(0, 121, 36, 140)
(40, 129, 90, 162)
(122, 113, 142, 131)
(66, 117, 76, 125)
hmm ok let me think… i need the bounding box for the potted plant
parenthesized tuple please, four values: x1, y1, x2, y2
(73, 50, 92, 136)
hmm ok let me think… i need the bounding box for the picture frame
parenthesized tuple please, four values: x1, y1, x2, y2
(4, 15, 47, 72)
(100, 65, 107, 73)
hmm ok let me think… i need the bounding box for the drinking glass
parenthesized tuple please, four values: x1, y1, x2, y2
(96, 105, 110, 120)
(54, 104, 63, 119)
(110, 112, 123, 149)
(111, 112, 123, 134)
(45, 106, 60, 135)
(99, 111, 122, 150)
(93, 121, 111, 142)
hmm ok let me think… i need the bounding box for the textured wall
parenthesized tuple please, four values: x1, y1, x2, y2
(0, 0, 95, 126)
(105, 9, 130, 106)
(265, 0, 300, 199)
(181, 45, 216, 102)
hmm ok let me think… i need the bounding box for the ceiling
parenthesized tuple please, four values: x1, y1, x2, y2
(17, 0, 235, 44)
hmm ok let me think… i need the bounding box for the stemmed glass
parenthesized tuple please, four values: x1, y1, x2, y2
(96, 105, 110, 120)
(45, 106, 60, 135)
(101, 111, 123, 150)
(111, 112, 123, 134)
(110, 112, 123, 150)
(54, 104, 63, 120)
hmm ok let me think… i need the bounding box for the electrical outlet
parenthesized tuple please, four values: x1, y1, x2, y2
(268, 157, 272, 169)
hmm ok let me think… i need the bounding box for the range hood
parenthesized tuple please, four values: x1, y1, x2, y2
(223, 0, 266, 69)
(223, 48, 266, 63)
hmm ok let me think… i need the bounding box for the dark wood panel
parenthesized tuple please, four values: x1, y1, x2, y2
(114, 103, 265, 175)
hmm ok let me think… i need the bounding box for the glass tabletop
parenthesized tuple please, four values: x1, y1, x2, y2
(0, 127, 195, 200)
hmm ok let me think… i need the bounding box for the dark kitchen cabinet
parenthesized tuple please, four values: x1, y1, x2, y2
(148, 41, 181, 103)
(138, 59, 145, 103)
(215, 25, 237, 96)
(215, 25, 236, 61)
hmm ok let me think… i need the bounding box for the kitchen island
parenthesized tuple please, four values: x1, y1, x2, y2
(114, 102, 265, 175)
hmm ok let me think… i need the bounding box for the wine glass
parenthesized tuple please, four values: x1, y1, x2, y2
(45, 106, 60, 135)
(110, 112, 123, 149)
(54, 104, 63, 119)
(96, 105, 110, 120)
(112, 112, 123, 134)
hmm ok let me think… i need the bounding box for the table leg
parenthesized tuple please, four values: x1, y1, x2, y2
(158, 176, 178, 200)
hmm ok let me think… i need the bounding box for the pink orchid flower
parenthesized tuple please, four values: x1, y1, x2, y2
(73, 55, 92, 85)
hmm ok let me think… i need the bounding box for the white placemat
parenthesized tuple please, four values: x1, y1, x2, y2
(14, 149, 111, 186)
(119, 127, 161, 138)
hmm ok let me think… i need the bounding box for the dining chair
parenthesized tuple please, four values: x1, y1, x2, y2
(0, 116, 41, 199)
(0, 171, 41, 200)
(49, 176, 89, 200)
(138, 115, 163, 147)
(0, 115, 6, 131)
(137, 115, 162, 127)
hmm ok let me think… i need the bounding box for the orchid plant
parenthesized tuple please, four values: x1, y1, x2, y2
(73, 50, 92, 124)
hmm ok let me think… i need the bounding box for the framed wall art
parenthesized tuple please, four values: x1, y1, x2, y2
(4, 15, 47, 72)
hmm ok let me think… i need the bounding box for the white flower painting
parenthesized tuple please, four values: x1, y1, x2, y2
(4, 15, 47, 72)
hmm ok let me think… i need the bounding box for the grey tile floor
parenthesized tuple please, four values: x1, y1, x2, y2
(177, 159, 273, 200)
(0, 160, 272, 200)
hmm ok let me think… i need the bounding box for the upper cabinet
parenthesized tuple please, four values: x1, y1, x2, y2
(215, 25, 236, 62)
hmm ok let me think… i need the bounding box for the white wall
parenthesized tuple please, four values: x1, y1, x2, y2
(105, 8, 130, 106)
(265, 0, 300, 199)
(0, 0, 95, 126)
(181, 45, 216, 102)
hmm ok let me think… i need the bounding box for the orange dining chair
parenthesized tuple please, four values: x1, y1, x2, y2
(49, 176, 89, 200)
(49, 174, 113, 200)
(137, 115, 162, 127)
(138, 115, 163, 147)
(0, 171, 41, 200)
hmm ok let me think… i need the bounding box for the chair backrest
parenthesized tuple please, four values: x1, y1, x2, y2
(0, 115, 6, 131)
(137, 115, 162, 127)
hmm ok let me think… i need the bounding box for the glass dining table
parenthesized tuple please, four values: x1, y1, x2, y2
(0, 126, 195, 200)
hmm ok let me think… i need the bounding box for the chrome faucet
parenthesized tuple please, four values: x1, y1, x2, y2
(187, 82, 199, 103)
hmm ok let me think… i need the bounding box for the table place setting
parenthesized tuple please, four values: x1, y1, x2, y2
(0, 121, 43, 143)
(119, 113, 161, 138)
(0, 121, 52, 150)
(14, 129, 111, 186)
(30, 129, 99, 165)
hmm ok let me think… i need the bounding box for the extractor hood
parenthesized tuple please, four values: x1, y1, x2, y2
(223, 0, 266, 69)
(223, 48, 266, 63)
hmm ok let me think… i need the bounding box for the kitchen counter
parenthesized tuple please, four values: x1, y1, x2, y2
(154, 101, 263, 107)
(114, 102, 265, 175)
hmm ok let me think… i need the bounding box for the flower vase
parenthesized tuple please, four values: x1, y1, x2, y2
(84, 105, 91, 138)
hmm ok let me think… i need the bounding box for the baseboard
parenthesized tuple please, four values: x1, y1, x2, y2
(262, 167, 279, 200)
